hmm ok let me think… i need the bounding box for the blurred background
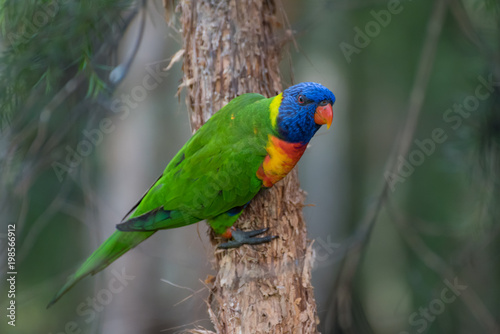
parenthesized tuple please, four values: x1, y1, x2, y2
(0, 0, 499, 333)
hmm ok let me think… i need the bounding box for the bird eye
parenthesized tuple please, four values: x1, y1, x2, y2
(297, 94, 305, 104)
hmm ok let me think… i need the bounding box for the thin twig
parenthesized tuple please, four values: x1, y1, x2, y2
(161, 278, 197, 293)
(159, 318, 211, 333)
(173, 288, 206, 307)
(388, 202, 500, 333)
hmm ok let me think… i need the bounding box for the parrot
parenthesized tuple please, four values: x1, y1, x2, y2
(47, 81, 335, 308)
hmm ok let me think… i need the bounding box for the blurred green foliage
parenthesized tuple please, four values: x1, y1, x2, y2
(0, 0, 134, 122)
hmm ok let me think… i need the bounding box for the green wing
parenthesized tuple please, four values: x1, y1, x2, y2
(117, 93, 274, 230)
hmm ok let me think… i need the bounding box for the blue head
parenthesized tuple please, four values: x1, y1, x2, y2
(276, 82, 335, 143)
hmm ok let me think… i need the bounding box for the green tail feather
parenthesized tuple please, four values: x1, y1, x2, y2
(47, 230, 154, 308)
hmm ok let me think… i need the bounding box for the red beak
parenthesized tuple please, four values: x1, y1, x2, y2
(314, 103, 333, 129)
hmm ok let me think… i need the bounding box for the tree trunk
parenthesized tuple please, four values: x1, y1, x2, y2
(178, 1, 319, 333)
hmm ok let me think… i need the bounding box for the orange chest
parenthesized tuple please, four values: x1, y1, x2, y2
(256, 135, 307, 188)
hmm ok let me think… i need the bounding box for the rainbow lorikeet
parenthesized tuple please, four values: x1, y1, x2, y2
(48, 82, 335, 307)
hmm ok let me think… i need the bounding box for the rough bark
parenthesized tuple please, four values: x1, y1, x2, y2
(178, 1, 319, 333)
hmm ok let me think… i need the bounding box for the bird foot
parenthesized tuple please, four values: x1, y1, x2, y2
(218, 228, 277, 249)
